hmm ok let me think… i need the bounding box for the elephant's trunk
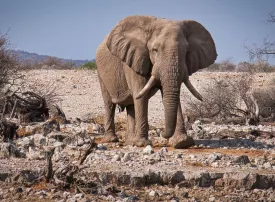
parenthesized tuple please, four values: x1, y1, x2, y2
(161, 69, 181, 139)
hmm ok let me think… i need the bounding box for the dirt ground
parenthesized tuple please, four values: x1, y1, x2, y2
(0, 70, 274, 202)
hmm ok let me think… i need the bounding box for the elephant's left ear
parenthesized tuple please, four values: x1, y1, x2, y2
(181, 20, 217, 75)
(106, 16, 156, 76)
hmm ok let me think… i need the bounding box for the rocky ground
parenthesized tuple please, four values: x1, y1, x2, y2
(0, 70, 275, 201)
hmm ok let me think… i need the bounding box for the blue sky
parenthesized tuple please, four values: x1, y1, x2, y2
(0, 0, 275, 64)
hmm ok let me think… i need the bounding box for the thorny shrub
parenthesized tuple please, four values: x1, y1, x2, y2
(185, 74, 260, 122)
(0, 34, 21, 110)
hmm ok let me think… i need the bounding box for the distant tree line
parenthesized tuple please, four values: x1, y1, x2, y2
(202, 60, 275, 73)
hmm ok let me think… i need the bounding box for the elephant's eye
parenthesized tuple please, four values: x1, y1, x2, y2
(152, 48, 158, 52)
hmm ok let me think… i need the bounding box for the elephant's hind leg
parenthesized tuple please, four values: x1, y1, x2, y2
(98, 77, 118, 143)
(125, 105, 136, 145)
(168, 104, 194, 149)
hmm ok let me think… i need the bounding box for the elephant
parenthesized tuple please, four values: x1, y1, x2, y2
(96, 15, 217, 148)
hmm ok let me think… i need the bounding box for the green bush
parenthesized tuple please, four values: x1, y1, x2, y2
(81, 61, 97, 70)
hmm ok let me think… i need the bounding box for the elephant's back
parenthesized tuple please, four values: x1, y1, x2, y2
(96, 37, 132, 104)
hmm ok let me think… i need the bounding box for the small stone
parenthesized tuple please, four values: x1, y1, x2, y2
(263, 162, 272, 169)
(160, 147, 168, 153)
(120, 191, 128, 198)
(143, 145, 154, 154)
(199, 144, 204, 148)
(63, 191, 70, 198)
(16, 137, 34, 148)
(39, 195, 45, 199)
(76, 139, 85, 146)
(25, 188, 32, 194)
(111, 154, 121, 162)
(97, 144, 107, 150)
(176, 154, 182, 159)
(149, 190, 157, 197)
(106, 195, 115, 201)
(156, 128, 162, 136)
(74, 193, 84, 198)
(234, 155, 250, 165)
(209, 197, 216, 201)
(122, 152, 131, 162)
(181, 191, 188, 198)
(16, 187, 23, 193)
(211, 162, 219, 167)
(128, 195, 138, 201)
(33, 133, 46, 146)
(9, 187, 14, 192)
(67, 198, 77, 202)
(208, 153, 222, 162)
(53, 141, 65, 149)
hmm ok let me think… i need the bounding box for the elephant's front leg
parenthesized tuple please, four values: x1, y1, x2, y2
(168, 103, 195, 149)
(125, 98, 150, 146)
(132, 94, 151, 146)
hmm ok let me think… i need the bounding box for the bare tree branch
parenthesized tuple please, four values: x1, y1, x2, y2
(267, 12, 275, 23)
(244, 12, 275, 62)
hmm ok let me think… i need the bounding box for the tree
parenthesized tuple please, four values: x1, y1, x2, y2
(81, 61, 97, 70)
(245, 12, 275, 61)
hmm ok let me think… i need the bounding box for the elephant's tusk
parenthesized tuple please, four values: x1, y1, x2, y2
(184, 79, 203, 101)
(136, 76, 157, 99)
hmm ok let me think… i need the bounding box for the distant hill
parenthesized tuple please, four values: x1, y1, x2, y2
(12, 50, 95, 67)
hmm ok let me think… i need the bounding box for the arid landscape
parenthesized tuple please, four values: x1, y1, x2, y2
(1, 2, 275, 201)
(0, 69, 275, 201)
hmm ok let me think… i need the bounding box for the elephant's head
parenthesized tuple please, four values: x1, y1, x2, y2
(106, 16, 217, 139)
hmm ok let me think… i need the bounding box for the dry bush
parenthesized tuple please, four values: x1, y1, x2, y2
(18, 76, 61, 105)
(202, 60, 236, 72)
(237, 61, 275, 73)
(20, 56, 76, 70)
(253, 87, 275, 120)
(203, 60, 275, 73)
(185, 74, 259, 124)
(0, 34, 22, 110)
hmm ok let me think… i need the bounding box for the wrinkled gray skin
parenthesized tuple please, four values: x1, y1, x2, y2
(96, 16, 217, 148)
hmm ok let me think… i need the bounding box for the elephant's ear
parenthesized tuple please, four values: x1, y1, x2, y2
(181, 20, 217, 76)
(106, 16, 156, 75)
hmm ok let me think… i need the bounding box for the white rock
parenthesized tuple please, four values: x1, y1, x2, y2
(74, 193, 84, 198)
(143, 145, 154, 154)
(63, 191, 70, 198)
(122, 152, 131, 162)
(149, 190, 157, 197)
(263, 162, 272, 169)
(33, 134, 46, 146)
(97, 144, 107, 150)
(111, 154, 121, 162)
(209, 196, 216, 202)
(17, 136, 34, 148)
(160, 147, 168, 153)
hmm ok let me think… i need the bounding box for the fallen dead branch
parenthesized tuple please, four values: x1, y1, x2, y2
(0, 89, 67, 140)
(79, 139, 97, 165)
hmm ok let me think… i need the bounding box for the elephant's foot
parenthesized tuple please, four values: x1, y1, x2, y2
(168, 133, 194, 149)
(135, 138, 152, 147)
(125, 133, 152, 147)
(101, 132, 119, 143)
